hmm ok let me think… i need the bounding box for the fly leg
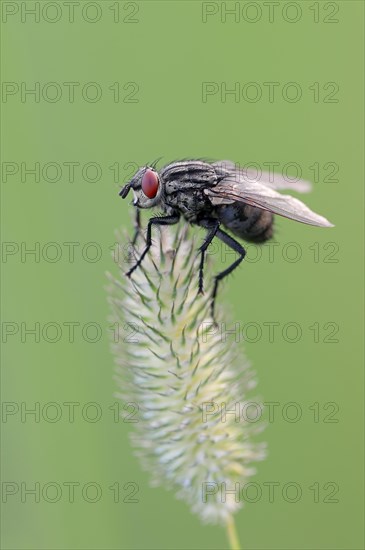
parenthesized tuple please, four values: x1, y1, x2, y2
(198, 219, 220, 294)
(211, 228, 246, 319)
(126, 214, 180, 277)
(131, 208, 141, 246)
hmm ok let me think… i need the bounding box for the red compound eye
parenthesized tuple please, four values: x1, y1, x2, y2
(141, 169, 159, 199)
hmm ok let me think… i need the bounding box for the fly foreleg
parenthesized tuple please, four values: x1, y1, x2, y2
(126, 214, 180, 277)
(131, 209, 141, 246)
(198, 219, 220, 294)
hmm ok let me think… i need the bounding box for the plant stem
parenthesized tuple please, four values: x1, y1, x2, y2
(226, 515, 241, 550)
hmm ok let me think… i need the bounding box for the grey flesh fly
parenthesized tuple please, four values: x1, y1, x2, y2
(120, 159, 334, 318)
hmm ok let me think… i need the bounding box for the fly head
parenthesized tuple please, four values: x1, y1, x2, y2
(119, 165, 163, 209)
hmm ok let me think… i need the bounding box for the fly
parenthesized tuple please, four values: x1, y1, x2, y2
(119, 159, 334, 317)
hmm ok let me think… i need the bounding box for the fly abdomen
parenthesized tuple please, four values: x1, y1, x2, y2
(216, 203, 273, 243)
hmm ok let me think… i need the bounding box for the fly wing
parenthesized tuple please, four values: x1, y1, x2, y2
(206, 175, 334, 227)
(245, 170, 312, 193)
(213, 160, 312, 193)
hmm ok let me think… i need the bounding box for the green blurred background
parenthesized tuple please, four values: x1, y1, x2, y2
(1, 1, 364, 548)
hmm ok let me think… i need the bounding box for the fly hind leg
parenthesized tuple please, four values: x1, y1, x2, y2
(211, 228, 246, 319)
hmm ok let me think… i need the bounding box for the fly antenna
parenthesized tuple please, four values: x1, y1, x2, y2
(119, 184, 131, 198)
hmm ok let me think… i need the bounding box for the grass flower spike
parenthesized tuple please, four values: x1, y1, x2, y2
(107, 222, 265, 542)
